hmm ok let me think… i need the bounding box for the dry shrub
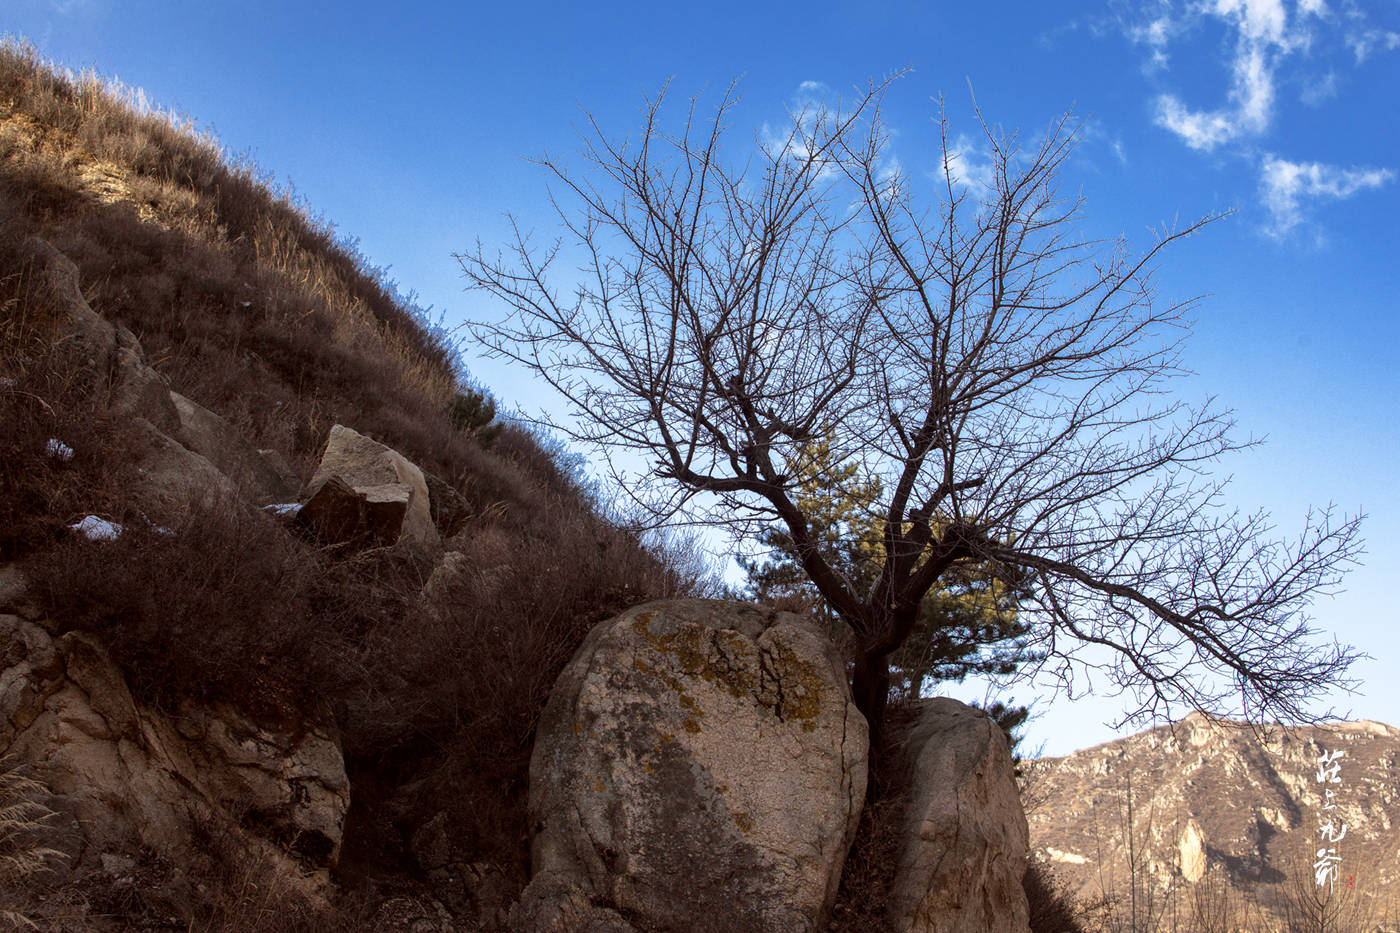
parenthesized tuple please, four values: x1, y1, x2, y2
(335, 487, 688, 873)
(0, 238, 137, 561)
(1, 38, 462, 481)
(182, 820, 348, 933)
(30, 499, 353, 716)
(1, 38, 726, 921)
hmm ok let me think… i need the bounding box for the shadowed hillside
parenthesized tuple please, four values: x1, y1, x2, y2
(0, 40, 716, 930)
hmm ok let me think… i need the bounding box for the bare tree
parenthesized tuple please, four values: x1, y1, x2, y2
(458, 75, 1363, 742)
(1087, 751, 1179, 933)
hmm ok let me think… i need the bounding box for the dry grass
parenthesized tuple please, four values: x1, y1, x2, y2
(1025, 857, 1103, 933)
(0, 39, 463, 480)
(0, 38, 716, 930)
(0, 761, 64, 930)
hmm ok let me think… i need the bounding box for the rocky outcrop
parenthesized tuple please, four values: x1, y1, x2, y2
(889, 698, 1030, 933)
(0, 605, 349, 883)
(0, 226, 360, 883)
(22, 237, 178, 435)
(170, 390, 296, 504)
(516, 599, 868, 933)
(20, 237, 288, 519)
(300, 423, 440, 549)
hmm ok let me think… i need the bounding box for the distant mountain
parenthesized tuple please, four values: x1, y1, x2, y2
(1025, 713, 1400, 926)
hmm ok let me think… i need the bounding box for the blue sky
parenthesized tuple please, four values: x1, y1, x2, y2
(7, 0, 1397, 756)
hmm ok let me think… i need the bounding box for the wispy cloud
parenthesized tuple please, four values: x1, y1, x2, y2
(940, 134, 996, 189)
(1299, 70, 1338, 105)
(1114, 0, 1395, 238)
(1129, 11, 1178, 70)
(760, 81, 849, 181)
(1347, 27, 1400, 62)
(1133, 0, 1320, 150)
(1154, 95, 1239, 150)
(1125, 0, 1396, 148)
(1259, 155, 1394, 236)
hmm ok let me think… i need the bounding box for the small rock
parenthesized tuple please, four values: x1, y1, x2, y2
(100, 852, 136, 878)
(411, 811, 452, 872)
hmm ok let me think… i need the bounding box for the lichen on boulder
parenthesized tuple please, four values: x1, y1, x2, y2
(516, 599, 868, 933)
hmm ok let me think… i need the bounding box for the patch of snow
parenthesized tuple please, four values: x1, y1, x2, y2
(263, 503, 302, 517)
(239, 300, 252, 308)
(0, 376, 16, 388)
(71, 515, 122, 542)
(46, 438, 75, 461)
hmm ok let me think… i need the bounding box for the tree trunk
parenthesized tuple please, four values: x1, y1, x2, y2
(851, 648, 891, 748)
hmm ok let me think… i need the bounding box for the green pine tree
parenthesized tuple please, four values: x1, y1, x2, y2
(740, 431, 1039, 703)
(448, 386, 502, 446)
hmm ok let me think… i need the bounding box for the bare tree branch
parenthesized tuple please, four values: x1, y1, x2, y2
(457, 75, 1364, 740)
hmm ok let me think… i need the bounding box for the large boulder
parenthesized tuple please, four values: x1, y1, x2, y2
(301, 424, 440, 549)
(888, 698, 1030, 933)
(516, 599, 868, 933)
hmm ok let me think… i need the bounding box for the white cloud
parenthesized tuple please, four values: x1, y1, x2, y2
(1111, 0, 1396, 237)
(1213, 0, 1288, 44)
(1130, 14, 1177, 69)
(940, 134, 996, 189)
(1347, 28, 1400, 63)
(1259, 154, 1395, 236)
(1154, 95, 1237, 150)
(1299, 70, 1338, 105)
(761, 82, 843, 180)
(1123, 0, 1370, 149)
(1143, 0, 1309, 149)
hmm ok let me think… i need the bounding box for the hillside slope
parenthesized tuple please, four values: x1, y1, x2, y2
(1026, 713, 1400, 927)
(0, 41, 711, 931)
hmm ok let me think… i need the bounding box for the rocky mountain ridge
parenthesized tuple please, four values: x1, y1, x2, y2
(1026, 712, 1400, 920)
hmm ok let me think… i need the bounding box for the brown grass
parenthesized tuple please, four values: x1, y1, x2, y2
(0, 760, 65, 930)
(0, 239, 140, 561)
(1025, 856, 1102, 933)
(1, 37, 716, 931)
